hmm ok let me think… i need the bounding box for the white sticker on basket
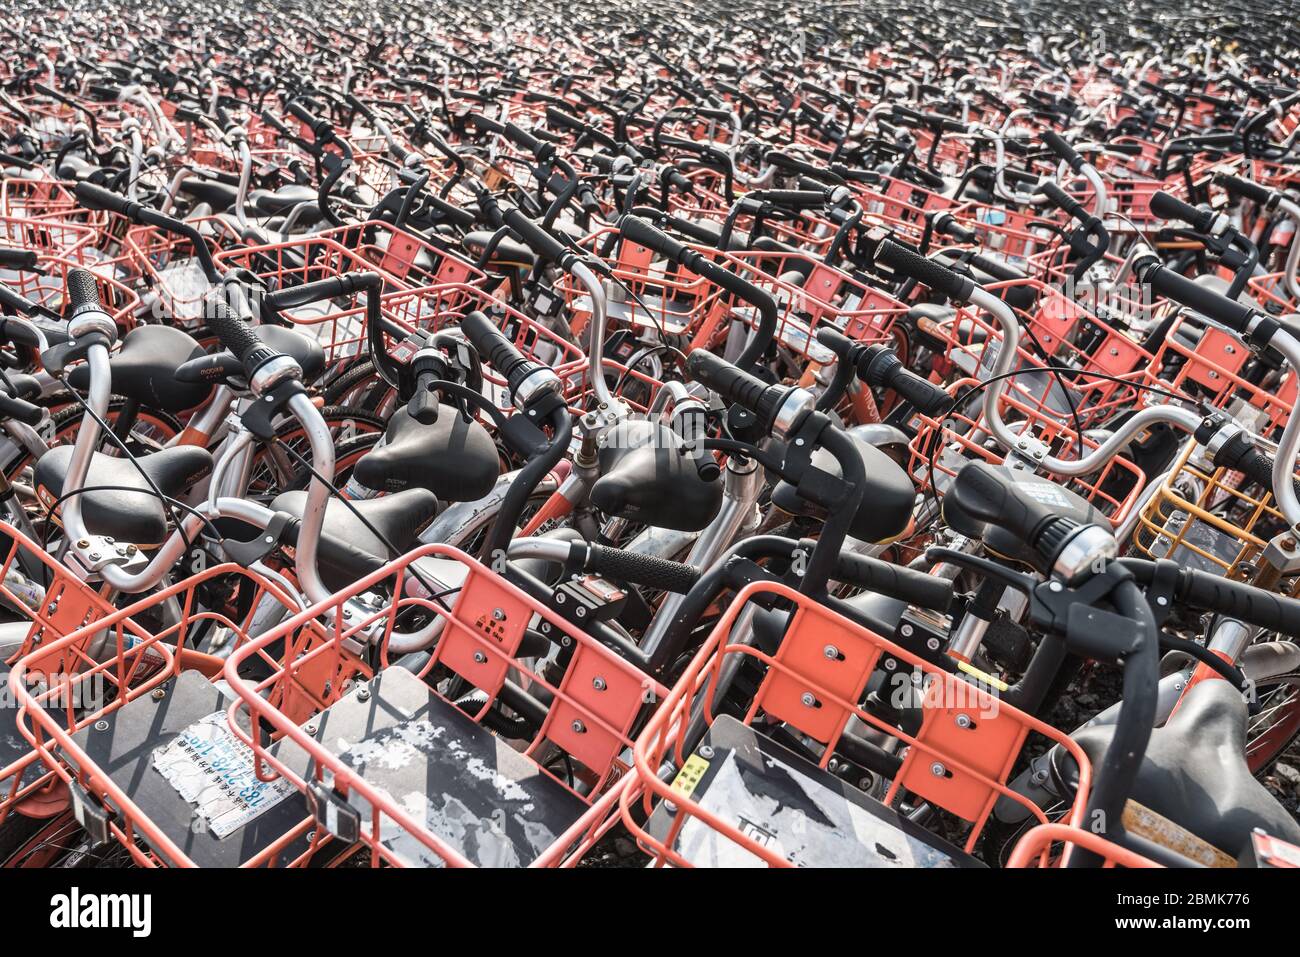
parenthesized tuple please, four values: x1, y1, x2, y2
(152, 712, 295, 838)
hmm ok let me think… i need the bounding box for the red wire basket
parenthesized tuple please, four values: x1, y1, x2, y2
(560, 225, 728, 339)
(662, 167, 736, 221)
(619, 579, 1095, 867)
(561, 228, 901, 367)
(946, 200, 1062, 267)
(0, 176, 80, 220)
(0, 523, 123, 838)
(213, 233, 412, 292)
(1007, 823, 1161, 868)
(1, 175, 137, 262)
(905, 377, 1147, 528)
(10, 561, 319, 867)
(1148, 307, 1294, 434)
(223, 543, 669, 868)
(316, 220, 486, 289)
(919, 278, 1157, 427)
(667, 186, 844, 259)
(123, 218, 242, 325)
(211, 234, 463, 365)
(0, 215, 98, 259)
(709, 248, 905, 361)
(1104, 178, 1170, 227)
(858, 175, 962, 232)
(358, 282, 588, 414)
(1248, 269, 1298, 318)
(0, 250, 141, 330)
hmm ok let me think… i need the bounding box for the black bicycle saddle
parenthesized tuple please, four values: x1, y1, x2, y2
(770, 432, 915, 543)
(35, 444, 214, 545)
(270, 487, 441, 591)
(590, 418, 723, 532)
(1054, 678, 1300, 860)
(68, 324, 213, 412)
(351, 402, 499, 502)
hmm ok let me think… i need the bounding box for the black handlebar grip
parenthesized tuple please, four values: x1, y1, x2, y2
(1231, 444, 1281, 492)
(65, 267, 103, 316)
(696, 106, 733, 124)
(0, 249, 38, 271)
(206, 295, 265, 363)
(74, 180, 137, 218)
(620, 216, 688, 264)
(586, 152, 618, 173)
(466, 112, 506, 135)
(686, 350, 767, 408)
(1150, 190, 1216, 232)
(833, 552, 953, 612)
(259, 109, 292, 137)
(815, 326, 854, 361)
(0, 299, 41, 328)
(1187, 132, 1236, 149)
(1179, 568, 1300, 637)
(286, 99, 322, 128)
(1040, 180, 1089, 222)
(663, 166, 694, 194)
(946, 461, 1058, 550)
(1216, 174, 1274, 207)
(580, 544, 700, 594)
(865, 349, 952, 417)
(932, 212, 976, 244)
(1042, 130, 1084, 171)
(757, 189, 832, 210)
(500, 208, 569, 264)
(1208, 431, 1299, 497)
(86, 82, 121, 101)
(764, 151, 845, 185)
(503, 121, 544, 155)
(685, 350, 793, 431)
(263, 272, 379, 311)
(0, 391, 44, 427)
(891, 104, 925, 125)
(816, 327, 951, 417)
(1135, 259, 1257, 335)
(459, 309, 541, 399)
(876, 240, 976, 303)
(545, 106, 586, 133)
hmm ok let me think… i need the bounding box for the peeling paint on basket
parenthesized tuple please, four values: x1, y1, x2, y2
(335, 719, 444, 772)
(330, 717, 564, 867)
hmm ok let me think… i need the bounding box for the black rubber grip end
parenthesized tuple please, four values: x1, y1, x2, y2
(583, 544, 700, 594)
(620, 216, 687, 264)
(1149, 191, 1214, 232)
(1040, 181, 1086, 221)
(65, 268, 102, 313)
(207, 296, 264, 363)
(501, 208, 569, 264)
(0, 392, 44, 427)
(1042, 130, 1084, 171)
(833, 553, 953, 612)
(0, 249, 39, 271)
(877, 240, 976, 302)
(1138, 260, 1257, 335)
(1216, 174, 1272, 207)
(74, 180, 134, 217)
(460, 310, 539, 398)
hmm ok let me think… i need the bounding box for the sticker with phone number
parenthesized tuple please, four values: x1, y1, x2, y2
(152, 712, 296, 838)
